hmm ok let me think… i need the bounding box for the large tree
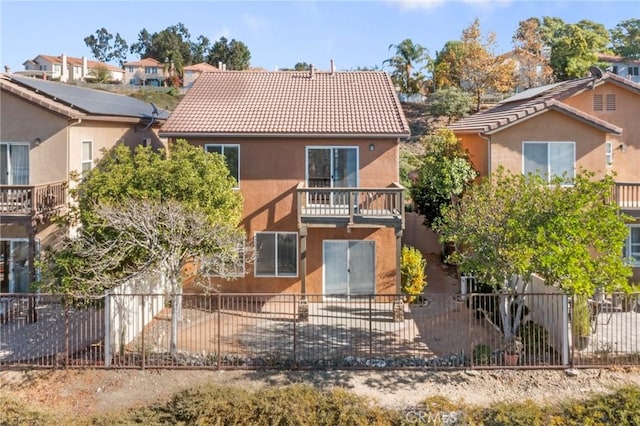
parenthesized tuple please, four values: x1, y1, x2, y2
(84, 28, 129, 66)
(610, 18, 640, 60)
(512, 18, 554, 89)
(541, 18, 610, 80)
(428, 87, 473, 124)
(207, 36, 251, 70)
(383, 38, 430, 95)
(432, 40, 464, 90)
(436, 170, 633, 342)
(410, 129, 477, 228)
(130, 23, 195, 76)
(459, 19, 517, 110)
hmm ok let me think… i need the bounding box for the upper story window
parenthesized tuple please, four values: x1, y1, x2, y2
(523, 141, 575, 183)
(0, 143, 29, 185)
(605, 141, 613, 167)
(81, 141, 93, 177)
(255, 232, 298, 277)
(623, 225, 640, 266)
(53, 65, 61, 73)
(628, 67, 639, 77)
(144, 66, 158, 74)
(205, 144, 240, 188)
(127, 66, 135, 72)
(612, 65, 618, 75)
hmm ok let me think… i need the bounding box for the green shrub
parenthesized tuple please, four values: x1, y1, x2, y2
(473, 343, 492, 365)
(572, 295, 591, 338)
(400, 245, 427, 303)
(519, 321, 550, 358)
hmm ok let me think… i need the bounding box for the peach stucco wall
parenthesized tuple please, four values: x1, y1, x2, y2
(457, 133, 489, 176)
(562, 82, 640, 182)
(181, 136, 401, 293)
(489, 110, 609, 177)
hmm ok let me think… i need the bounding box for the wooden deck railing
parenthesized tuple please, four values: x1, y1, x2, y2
(613, 182, 640, 210)
(0, 181, 67, 217)
(296, 182, 404, 228)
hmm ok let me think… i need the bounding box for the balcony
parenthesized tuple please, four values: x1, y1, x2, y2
(296, 182, 404, 229)
(0, 181, 67, 221)
(613, 182, 640, 211)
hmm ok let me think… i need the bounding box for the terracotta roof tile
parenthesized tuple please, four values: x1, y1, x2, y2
(449, 73, 638, 135)
(184, 63, 220, 72)
(161, 71, 410, 137)
(123, 58, 163, 67)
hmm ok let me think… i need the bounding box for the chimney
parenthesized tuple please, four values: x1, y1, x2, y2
(309, 64, 314, 79)
(61, 53, 68, 82)
(218, 61, 222, 70)
(330, 59, 335, 75)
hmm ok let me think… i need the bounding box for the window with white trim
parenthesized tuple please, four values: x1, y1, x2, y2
(605, 141, 613, 167)
(205, 144, 240, 187)
(255, 232, 298, 277)
(81, 141, 93, 177)
(523, 141, 575, 183)
(623, 225, 640, 266)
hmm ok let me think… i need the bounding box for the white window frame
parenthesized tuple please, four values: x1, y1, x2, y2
(522, 141, 575, 184)
(254, 232, 298, 278)
(605, 141, 613, 167)
(81, 140, 93, 177)
(624, 225, 640, 267)
(205, 144, 240, 188)
(0, 142, 30, 185)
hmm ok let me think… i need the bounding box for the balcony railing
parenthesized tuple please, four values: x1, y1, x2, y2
(0, 181, 67, 218)
(296, 182, 404, 228)
(613, 182, 640, 210)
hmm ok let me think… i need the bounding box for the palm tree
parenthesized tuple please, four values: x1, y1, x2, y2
(383, 39, 430, 95)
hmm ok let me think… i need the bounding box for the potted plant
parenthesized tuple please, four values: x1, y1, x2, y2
(572, 295, 592, 350)
(502, 336, 523, 366)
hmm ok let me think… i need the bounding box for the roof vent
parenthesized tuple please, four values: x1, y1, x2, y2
(309, 64, 314, 79)
(330, 59, 335, 75)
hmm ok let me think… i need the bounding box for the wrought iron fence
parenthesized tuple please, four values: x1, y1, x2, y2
(1, 292, 638, 369)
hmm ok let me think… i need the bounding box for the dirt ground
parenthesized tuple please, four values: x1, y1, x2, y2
(2, 367, 640, 416)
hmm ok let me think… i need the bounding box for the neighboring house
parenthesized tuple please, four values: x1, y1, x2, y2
(598, 54, 640, 84)
(160, 69, 410, 295)
(123, 58, 166, 86)
(0, 74, 168, 294)
(448, 71, 640, 281)
(19, 54, 124, 83)
(500, 48, 553, 93)
(182, 63, 220, 88)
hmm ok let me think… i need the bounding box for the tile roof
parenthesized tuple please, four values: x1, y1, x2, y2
(160, 71, 410, 137)
(28, 54, 121, 72)
(123, 58, 163, 67)
(2, 74, 169, 120)
(448, 72, 639, 135)
(184, 63, 220, 72)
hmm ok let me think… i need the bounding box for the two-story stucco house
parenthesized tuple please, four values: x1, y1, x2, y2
(160, 69, 410, 296)
(182, 62, 220, 88)
(448, 71, 640, 281)
(598, 54, 640, 84)
(19, 54, 124, 83)
(0, 74, 168, 294)
(123, 58, 166, 86)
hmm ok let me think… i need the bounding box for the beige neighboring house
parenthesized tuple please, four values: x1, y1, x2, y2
(19, 54, 124, 83)
(123, 58, 166, 87)
(160, 69, 410, 296)
(598, 54, 640, 84)
(182, 62, 220, 88)
(0, 74, 168, 294)
(449, 71, 640, 281)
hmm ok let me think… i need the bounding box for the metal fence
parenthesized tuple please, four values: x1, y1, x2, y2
(1, 292, 639, 369)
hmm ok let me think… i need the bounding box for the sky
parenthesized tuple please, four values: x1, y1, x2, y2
(1, 0, 638, 74)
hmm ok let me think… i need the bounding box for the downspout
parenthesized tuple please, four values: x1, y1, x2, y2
(479, 133, 491, 175)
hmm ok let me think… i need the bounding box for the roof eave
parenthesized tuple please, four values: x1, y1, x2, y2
(159, 131, 409, 139)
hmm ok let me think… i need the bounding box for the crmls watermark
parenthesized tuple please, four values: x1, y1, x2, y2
(403, 409, 463, 425)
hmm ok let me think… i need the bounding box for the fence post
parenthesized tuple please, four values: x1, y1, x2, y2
(369, 295, 373, 356)
(561, 294, 569, 366)
(293, 294, 297, 368)
(64, 304, 70, 368)
(217, 291, 221, 370)
(141, 294, 146, 371)
(104, 293, 111, 367)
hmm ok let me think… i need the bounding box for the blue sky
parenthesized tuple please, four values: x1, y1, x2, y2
(1, 1, 638, 73)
